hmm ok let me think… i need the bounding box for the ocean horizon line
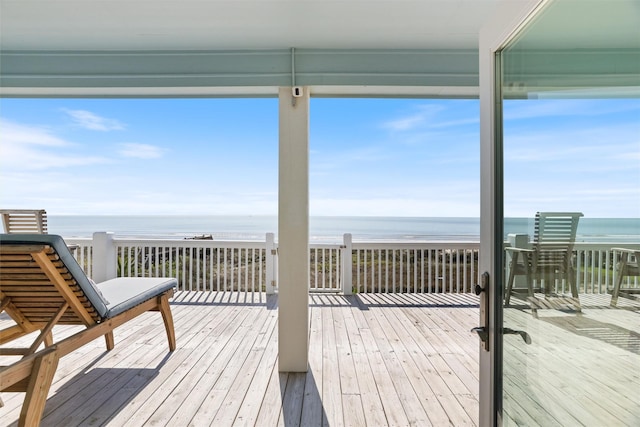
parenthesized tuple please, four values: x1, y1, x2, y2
(44, 214, 640, 243)
(45, 214, 640, 223)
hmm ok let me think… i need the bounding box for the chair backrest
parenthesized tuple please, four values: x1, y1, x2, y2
(0, 234, 110, 324)
(0, 209, 48, 234)
(533, 212, 583, 268)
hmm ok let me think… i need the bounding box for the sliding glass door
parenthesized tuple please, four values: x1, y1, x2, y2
(489, 1, 639, 425)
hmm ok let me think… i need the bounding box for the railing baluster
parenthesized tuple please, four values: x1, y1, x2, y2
(364, 249, 369, 293)
(462, 250, 468, 293)
(448, 250, 453, 293)
(252, 247, 256, 295)
(322, 248, 326, 290)
(427, 249, 432, 293)
(389, 250, 393, 293)
(182, 246, 187, 290)
(420, 249, 425, 293)
(412, 249, 417, 293)
(356, 249, 361, 292)
(259, 247, 263, 296)
(231, 248, 235, 291)
(223, 248, 228, 291)
(313, 248, 318, 290)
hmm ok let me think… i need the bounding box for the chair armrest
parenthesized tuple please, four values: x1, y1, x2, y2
(612, 248, 640, 255)
(505, 247, 534, 253)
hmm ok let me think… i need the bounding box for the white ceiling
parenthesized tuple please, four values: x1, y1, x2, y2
(0, 0, 513, 51)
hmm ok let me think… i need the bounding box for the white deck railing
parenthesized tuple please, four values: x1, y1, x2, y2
(63, 233, 639, 298)
(350, 241, 480, 294)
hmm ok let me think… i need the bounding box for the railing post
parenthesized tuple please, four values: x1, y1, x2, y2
(342, 233, 353, 295)
(92, 232, 117, 282)
(507, 234, 529, 291)
(265, 233, 277, 294)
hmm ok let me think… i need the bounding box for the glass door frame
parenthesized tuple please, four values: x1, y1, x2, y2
(477, 1, 547, 426)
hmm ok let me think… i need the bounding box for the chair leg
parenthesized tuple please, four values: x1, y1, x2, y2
(19, 348, 59, 427)
(524, 257, 538, 317)
(568, 268, 581, 312)
(611, 253, 628, 307)
(526, 271, 534, 299)
(526, 276, 538, 318)
(505, 252, 519, 306)
(105, 331, 115, 350)
(158, 293, 176, 351)
(542, 270, 553, 296)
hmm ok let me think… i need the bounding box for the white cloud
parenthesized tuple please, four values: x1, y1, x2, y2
(63, 109, 125, 131)
(0, 119, 68, 147)
(1, 144, 108, 170)
(383, 112, 429, 131)
(118, 143, 165, 159)
(381, 104, 478, 136)
(382, 104, 444, 131)
(428, 117, 479, 129)
(0, 119, 109, 171)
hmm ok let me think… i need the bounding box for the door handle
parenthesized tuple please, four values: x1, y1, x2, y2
(471, 326, 488, 344)
(472, 272, 490, 351)
(503, 327, 532, 344)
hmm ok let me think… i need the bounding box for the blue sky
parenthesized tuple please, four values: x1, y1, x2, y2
(0, 97, 638, 217)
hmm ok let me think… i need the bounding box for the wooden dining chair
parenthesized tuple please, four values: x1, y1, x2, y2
(505, 212, 583, 312)
(0, 209, 48, 234)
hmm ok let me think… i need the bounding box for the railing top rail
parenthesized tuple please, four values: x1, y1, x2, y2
(61, 236, 638, 252)
(61, 237, 93, 243)
(112, 238, 267, 249)
(310, 243, 344, 249)
(352, 241, 481, 250)
(573, 242, 640, 250)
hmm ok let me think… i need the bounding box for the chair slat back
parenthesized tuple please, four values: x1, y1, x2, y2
(533, 212, 583, 269)
(0, 244, 101, 325)
(0, 210, 48, 234)
(620, 249, 640, 276)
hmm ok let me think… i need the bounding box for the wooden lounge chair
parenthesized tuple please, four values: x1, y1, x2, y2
(610, 247, 640, 307)
(0, 234, 177, 427)
(505, 212, 583, 313)
(0, 209, 48, 234)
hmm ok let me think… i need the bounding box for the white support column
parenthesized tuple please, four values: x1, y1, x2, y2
(92, 232, 117, 282)
(342, 233, 353, 295)
(278, 86, 309, 372)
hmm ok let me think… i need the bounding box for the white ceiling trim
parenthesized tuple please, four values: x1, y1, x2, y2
(0, 48, 480, 97)
(0, 85, 480, 98)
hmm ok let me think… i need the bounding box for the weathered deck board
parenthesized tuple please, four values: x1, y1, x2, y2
(2, 292, 639, 426)
(504, 294, 640, 427)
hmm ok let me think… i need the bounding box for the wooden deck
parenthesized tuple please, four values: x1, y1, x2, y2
(503, 293, 640, 427)
(1, 292, 638, 426)
(1, 292, 480, 426)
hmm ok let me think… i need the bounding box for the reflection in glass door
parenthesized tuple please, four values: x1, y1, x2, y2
(498, 1, 640, 425)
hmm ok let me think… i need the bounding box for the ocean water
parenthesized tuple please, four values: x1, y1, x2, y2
(46, 215, 640, 243)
